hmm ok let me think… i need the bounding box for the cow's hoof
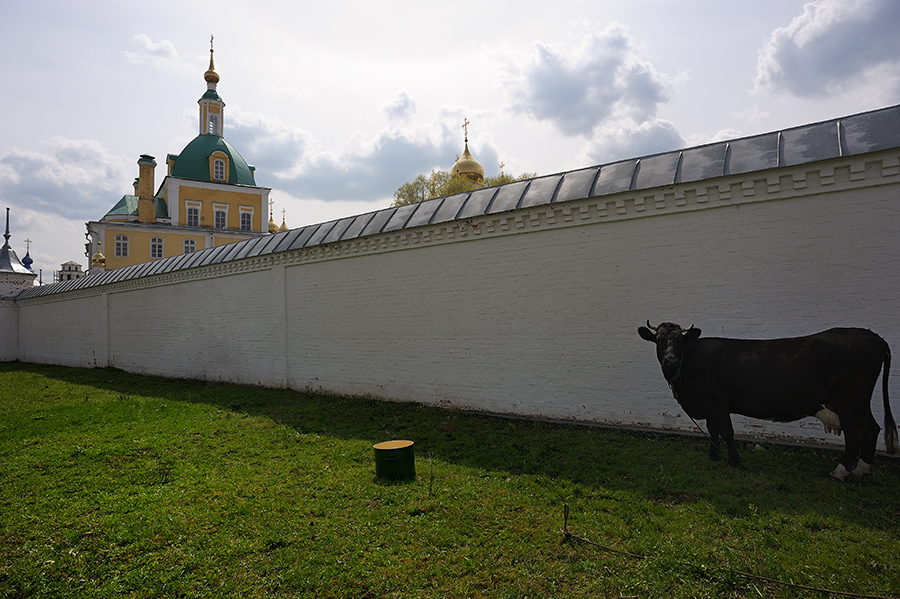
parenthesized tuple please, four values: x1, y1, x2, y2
(829, 463, 851, 481)
(852, 461, 872, 477)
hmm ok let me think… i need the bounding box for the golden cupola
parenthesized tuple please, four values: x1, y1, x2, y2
(450, 118, 484, 185)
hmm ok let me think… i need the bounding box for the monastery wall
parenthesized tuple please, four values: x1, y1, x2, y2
(9, 149, 900, 449)
(0, 300, 18, 362)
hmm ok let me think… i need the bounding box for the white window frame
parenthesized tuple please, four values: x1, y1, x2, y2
(150, 237, 163, 259)
(185, 201, 201, 228)
(183, 239, 196, 254)
(239, 207, 254, 232)
(213, 204, 228, 230)
(114, 235, 128, 257)
(213, 158, 225, 181)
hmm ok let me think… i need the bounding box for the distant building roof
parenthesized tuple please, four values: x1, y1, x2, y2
(19, 104, 900, 300)
(102, 195, 170, 220)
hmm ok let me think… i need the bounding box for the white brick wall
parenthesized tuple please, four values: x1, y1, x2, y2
(8, 150, 900, 449)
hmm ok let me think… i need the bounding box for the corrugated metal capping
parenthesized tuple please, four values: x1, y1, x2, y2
(18, 104, 900, 300)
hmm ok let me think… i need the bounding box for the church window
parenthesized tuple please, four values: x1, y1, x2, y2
(114, 235, 128, 257)
(208, 114, 219, 135)
(150, 237, 163, 259)
(187, 206, 200, 227)
(240, 211, 252, 231)
(214, 209, 227, 229)
(213, 158, 225, 181)
(184, 239, 196, 254)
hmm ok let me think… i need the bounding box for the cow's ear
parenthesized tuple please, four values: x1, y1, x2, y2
(638, 326, 656, 342)
(683, 327, 702, 342)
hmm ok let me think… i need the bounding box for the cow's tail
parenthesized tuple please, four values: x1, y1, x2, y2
(883, 342, 898, 455)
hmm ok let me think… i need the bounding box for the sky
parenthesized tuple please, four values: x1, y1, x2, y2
(1, 0, 898, 278)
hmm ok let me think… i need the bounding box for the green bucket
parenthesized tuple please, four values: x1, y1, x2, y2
(373, 440, 415, 480)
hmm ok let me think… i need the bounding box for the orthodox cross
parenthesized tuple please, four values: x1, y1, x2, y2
(25, 238, 32, 252)
(462, 118, 470, 142)
(269, 198, 275, 217)
(500, 161, 505, 177)
(210, 35, 214, 50)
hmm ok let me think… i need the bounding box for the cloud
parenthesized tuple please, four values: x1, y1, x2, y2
(0, 138, 132, 220)
(382, 92, 416, 122)
(755, 0, 900, 99)
(505, 22, 674, 138)
(123, 35, 180, 68)
(225, 111, 499, 203)
(582, 119, 683, 165)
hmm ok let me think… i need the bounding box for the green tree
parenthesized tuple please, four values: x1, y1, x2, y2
(392, 170, 538, 207)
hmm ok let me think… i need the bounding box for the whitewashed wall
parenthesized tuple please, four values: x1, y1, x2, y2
(0, 300, 18, 362)
(11, 148, 900, 449)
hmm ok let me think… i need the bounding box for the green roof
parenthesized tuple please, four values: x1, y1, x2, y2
(169, 134, 257, 186)
(102, 195, 169, 220)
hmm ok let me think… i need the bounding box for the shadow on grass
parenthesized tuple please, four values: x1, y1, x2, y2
(16, 362, 900, 530)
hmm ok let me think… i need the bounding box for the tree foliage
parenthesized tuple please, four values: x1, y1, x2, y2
(392, 169, 538, 207)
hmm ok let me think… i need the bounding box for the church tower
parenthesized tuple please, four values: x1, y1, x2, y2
(199, 37, 224, 137)
(86, 38, 272, 272)
(0, 208, 37, 298)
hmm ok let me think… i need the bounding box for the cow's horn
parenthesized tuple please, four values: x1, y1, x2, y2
(682, 324, 695, 333)
(646, 320, 659, 331)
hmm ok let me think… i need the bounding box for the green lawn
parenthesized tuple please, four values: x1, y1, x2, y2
(1, 362, 898, 598)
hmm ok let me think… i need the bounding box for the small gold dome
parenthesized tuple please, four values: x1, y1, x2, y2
(268, 212, 278, 234)
(91, 250, 106, 268)
(451, 142, 484, 184)
(204, 48, 220, 86)
(277, 213, 289, 233)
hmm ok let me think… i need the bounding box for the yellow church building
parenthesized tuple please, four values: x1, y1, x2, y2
(86, 43, 278, 272)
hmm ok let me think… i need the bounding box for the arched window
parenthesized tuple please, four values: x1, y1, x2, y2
(114, 235, 128, 257)
(150, 237, 163, 259)
(213, 158, 225, 181)
(183, 239, 196, 254)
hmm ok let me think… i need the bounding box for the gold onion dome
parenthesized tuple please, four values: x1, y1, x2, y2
(204, 36, 220, 86)
(268, 212, 278, 234)
(91, 242, 106, 267)
(277, 209, 290, 233)
(451, 142, 485, 183)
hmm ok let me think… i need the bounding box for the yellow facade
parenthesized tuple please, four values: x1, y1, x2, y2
(86, 43, 278, 273)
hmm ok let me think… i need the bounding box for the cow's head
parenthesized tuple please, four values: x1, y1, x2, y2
(638, 321, 701, 381)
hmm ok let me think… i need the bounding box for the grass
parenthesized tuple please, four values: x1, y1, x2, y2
(1, 362, 899, 598)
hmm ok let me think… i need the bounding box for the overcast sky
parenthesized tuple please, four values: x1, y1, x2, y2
(2, 0, 898, 276)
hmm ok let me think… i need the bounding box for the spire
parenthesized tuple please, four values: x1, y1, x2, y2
(199, 36, 224, 137)
(204, 35, 220, 88)
(2, 207, 9, 248)
(0, 207, 37, 278)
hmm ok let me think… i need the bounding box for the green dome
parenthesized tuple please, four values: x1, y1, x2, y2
(169, 134, 256, 185)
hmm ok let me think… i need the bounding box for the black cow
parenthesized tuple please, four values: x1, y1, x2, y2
(638, 322, 898, 480)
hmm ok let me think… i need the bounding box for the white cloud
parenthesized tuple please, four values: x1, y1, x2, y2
(123, 35, 189, 74)
(755, 0, 900, 99)
(0, 138, 131, 219)
(581, 119, 683, 165)
(382, 92, 416, 122)
(504, 21, 674, 139)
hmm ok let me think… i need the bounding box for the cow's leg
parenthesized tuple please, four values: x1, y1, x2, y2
(706, 420, 723, 461)
(708, 413, 739, 467)
(853, 412, 880, 478)
(831, 413, 863, 481)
